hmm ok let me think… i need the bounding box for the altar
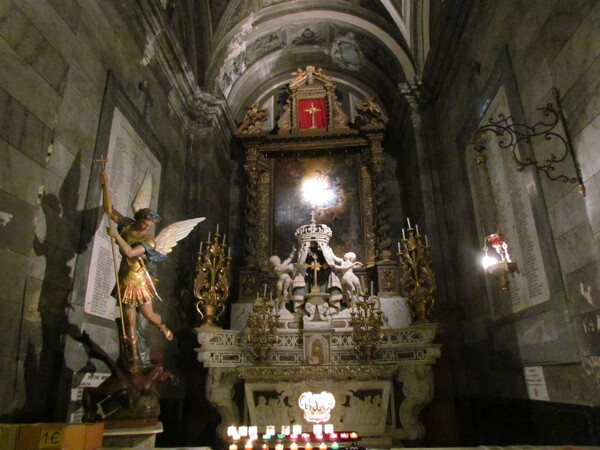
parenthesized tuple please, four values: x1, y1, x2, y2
(195, 215, 440, 447)
(194, 66, 441, 448)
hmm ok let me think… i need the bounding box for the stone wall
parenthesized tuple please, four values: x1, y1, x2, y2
(0, 0, 233, 422)
(425, 0, 600, 407)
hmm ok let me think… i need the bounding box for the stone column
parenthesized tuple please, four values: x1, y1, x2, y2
(363, 132, 398, 296)
(242, 147, 271, 268)
(359, 165, 377, 266)
(240, 146, 271, 301)
(399, 80, 447, 314)
(179, 93, 234, 317)
(399, 80, 442, 269)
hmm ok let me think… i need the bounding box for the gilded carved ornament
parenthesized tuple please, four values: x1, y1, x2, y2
(381, 268, 396, 292)
(235, 103, 268, 135)
(238, 364, 396, 383)
(290, 65, 333, 89)
(357, 97, 389, 130)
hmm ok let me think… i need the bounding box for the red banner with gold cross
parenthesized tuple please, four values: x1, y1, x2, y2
(298, 98, 327, 129)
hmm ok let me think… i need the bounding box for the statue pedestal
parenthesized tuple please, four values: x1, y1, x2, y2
(102, 422, 163, 448)
(376, 261, 398, 297)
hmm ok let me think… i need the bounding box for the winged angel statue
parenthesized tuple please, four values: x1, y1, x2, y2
(100, 170, 204, 346)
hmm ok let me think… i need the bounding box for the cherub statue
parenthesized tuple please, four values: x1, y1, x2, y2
(268, 246, 296, 303)
(331, 251, 364, 305)
(100, 169, 204, 352)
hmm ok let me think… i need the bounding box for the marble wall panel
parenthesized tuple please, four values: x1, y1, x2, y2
(550, 1, 600, 98)
(0, 37, 61, 127)
(560, 54, 600, 137)
(0, 248, 29, 302)
(547, 182, 589, 238)
(536, 165, 579, 212)
(582, 173, 600, 236)
(573, 112, 600, 182)
(47, 0, 81, 31)
(564, 259, 600, 316)
(0, 298, 23, 359)
(515, 312, 579, 364)
(508, 0, 555, 57)
(53, 78, 102, 163)
(28, 240, 76, 291)
(0, 138, 44, 206)
(22, 275, 42, 325)
(553, 220, 599, 274)
(0, 0, 70, 95)
(16, 0, 106, 89)
(573, 308, 600, 357)
(76, 6, 123, 69)
(514, 1, 595, 102)
(34, 195, 83, 253)
(0, 356, 18, 415)
(17, 313, 43, 367)
(542, 363, 600, 405)
(0, 190, 36, 257)
(490, 311, 579, 365)
(15, 24, 69, 94)
(45, 140, 77, 182)
(0, 87, 53, 166)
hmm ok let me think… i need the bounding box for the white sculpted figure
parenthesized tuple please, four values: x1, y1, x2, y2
(268, 246, 296, 302)
(332, 251, 364, 303)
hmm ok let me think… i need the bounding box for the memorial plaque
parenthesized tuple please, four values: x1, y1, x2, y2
(468, 86, 550, 320)
(83, 107, 161, 320)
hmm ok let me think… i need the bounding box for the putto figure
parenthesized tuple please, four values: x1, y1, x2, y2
(268, 246, 297, 303)
(100, 170, 204, 358)
(331, 251, 364, 305)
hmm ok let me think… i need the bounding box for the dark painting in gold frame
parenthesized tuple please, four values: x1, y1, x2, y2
(273, 154, 362, 259)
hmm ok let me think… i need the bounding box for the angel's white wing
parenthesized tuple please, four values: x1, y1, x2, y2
(155, 217, 205, 255)
(131, 171, 152, 213)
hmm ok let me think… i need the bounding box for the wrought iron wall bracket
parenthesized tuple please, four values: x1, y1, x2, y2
(472, 87, 585, 196)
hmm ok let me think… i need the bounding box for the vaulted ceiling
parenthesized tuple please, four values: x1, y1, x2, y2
(189, 0, 431, 121)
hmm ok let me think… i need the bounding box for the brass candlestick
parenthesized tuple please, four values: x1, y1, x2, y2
(246, 292, 280, 363)
(398, 221, 436, 323)
(194, 228, 232, 327)
(350, 296, 384, 363)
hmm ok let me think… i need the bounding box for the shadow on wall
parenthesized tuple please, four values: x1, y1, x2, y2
(10, 151, 100, 422)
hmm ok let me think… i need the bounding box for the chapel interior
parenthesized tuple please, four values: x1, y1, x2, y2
(1, 0, 599, 448)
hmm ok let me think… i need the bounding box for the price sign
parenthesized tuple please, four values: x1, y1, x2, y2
(39, 426, 64, 448)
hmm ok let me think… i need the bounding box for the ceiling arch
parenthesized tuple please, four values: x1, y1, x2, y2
(241, 10, 416, 79)
(199, 0, 429, 124)
(228, 49, 395, 117)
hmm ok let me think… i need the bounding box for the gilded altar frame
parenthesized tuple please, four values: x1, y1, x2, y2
(236, 66, 396, 300)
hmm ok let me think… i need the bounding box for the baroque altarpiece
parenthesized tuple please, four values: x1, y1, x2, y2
(196, 67, 440, 447)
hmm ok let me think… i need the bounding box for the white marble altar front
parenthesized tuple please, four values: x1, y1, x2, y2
(196, 321, 440, 447)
